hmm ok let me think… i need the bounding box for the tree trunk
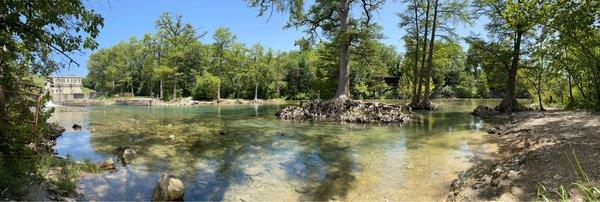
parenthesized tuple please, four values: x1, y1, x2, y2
(498, 31, 523, 113)
(0, 82, 5, 119)
(275, 82, 280, 98)
(537, 70, 544, 110)
(334, 0, 351, 99)
(420, 0, 438, 109)
(410, 0, 420, 104)
(173, 81, 177, 100)
(160, 80, 164, 99)
(216, 84, 221, 100)
(414, 0, 431, 105)
(254, 82, 258, 100)
(568, 75, 573, 103)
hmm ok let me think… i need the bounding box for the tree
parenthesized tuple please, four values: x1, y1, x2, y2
(0, 0, 103, 151)
(212, 27, 237, 99)
(0, 0, 103, 196)
(155, 12, 200, 100)
(248, 0, 386, 100)
(475, 0, 545, 113)
(399, 0, 471, 108)
(193, 72, 221, 100)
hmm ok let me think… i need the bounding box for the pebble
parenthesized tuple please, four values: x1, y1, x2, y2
(553, 174, 563, 180)
(507, 170, 519, 180)
(406, 163, 416, 169)
(295, 186, 309, 193)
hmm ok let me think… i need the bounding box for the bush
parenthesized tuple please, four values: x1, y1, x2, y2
(192, 73, 221, 100)
(353, 83, 370, 99)
(292, 92, 311, 100)
(439, 86, 456, 98)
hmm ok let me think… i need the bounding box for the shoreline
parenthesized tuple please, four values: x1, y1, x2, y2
(57, 98, 289, 107)
(448, 110, 600, 201)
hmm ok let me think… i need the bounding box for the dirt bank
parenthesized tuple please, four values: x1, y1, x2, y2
(448, 110, 600, 201)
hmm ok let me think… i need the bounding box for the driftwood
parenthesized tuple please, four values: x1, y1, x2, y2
(275, 98, 416, 123)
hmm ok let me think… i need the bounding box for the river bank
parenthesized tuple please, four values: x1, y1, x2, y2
(59, 97, 286, 107)
(448, 110, 600, 200)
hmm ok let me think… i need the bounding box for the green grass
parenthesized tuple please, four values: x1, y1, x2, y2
(536, 150, 600, 201)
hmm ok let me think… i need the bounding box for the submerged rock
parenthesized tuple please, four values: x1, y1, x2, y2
(275, 98, 415, 123)
(72, 124, 82, 130)
(96, 158, 116, 170)
(471, 105, 499, 117)
(122, 149, 137, 164)
(153, 173, 185, 201)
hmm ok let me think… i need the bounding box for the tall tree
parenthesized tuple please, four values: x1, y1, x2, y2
(155, 12, 199, 100)
(212, 27, 237, 99)
(248, 0, 385, 100)
(475, 0, 543, 112)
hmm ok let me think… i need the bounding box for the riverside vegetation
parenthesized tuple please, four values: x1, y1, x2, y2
(2, 0, 600, 200)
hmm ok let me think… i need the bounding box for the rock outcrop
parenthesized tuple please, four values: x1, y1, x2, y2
(153, 173, 185, 201)
(275, 98, 415, 123)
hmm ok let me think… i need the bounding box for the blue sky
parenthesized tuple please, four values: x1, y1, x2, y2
(55, 0, 486, 76)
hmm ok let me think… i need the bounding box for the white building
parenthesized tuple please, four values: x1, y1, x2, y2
(47, 76, 87, 103)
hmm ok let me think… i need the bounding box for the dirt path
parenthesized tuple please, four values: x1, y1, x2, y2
(448, 110, 600, 201)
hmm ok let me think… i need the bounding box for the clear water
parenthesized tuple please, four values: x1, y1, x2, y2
(49, 99, 500, 201)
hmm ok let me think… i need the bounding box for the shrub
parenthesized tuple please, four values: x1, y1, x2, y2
(193, 73, 221, 100)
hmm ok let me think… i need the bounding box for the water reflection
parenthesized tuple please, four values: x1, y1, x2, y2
(49, 99, 500, 201)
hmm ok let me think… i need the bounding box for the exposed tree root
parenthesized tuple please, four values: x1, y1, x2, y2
(275, 98, 417, 123)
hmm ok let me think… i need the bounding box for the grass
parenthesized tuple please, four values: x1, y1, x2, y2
(535, 150, 600, 201)
(1, 154, 100, 200)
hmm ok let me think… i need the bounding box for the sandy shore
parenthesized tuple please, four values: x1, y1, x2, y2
(448, 110, 600, 200)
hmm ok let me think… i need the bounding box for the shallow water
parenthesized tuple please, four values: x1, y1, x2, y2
(50, 99, 500, 201)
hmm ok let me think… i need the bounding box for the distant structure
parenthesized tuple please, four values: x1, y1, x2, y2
(46, 76, 92, 103)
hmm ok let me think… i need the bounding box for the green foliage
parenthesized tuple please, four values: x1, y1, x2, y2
(0, 0, 102, 152)
(0, 0, 103, 198)
(193, 73, 221, 100)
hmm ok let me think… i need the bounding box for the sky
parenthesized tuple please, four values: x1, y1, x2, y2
(55, 0, 487, 77)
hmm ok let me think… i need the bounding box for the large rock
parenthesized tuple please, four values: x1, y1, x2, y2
(96, 158, 116, 170)
(45, 123, 66, 140)
(122, 148, 137, 164)
(471, 105, 498, 117)
(72, 124, 82, 130)
(276, 98, 415, 123)
(153, 173, 185, 201)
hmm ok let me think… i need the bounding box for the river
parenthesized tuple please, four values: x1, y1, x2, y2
(49, 99, 500, 201)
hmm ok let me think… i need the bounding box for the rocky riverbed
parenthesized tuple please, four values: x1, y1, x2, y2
(448, 110, 600, 201)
